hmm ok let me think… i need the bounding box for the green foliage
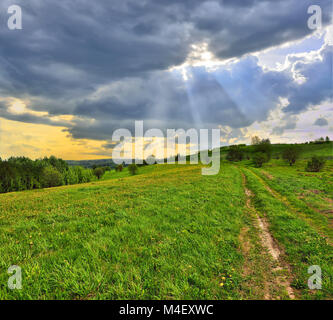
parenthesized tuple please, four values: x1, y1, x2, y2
(254, 138, 272, 161)
(128, 163, 138, 175)
(41, 166, 63, 188)
(116, 164, 124, 172)
(93, 167, 105, 179)
(314, 137, 325, 144)
(252, 152, 268, 167)
(226, 146, 244, 162)
(0, 156, 94, 194)
(305, 156, 326, 172)
(282, 147, 300, 166)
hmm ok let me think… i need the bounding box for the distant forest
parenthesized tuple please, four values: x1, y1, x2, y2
(0, 156, 96, 194)
(66, 158, 117, 169)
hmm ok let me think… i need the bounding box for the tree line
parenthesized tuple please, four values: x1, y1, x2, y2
(0, 156, 97, 194)
(226, 136, 327, 172)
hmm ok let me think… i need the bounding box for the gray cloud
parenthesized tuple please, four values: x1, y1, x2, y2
(313, 117, 329, 126)
(0, 0, 332, 142)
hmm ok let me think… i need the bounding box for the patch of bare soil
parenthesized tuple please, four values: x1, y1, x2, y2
(262, 171, 274, 180)
(309, 189, 321, 194)
(324, 198, 333, 204)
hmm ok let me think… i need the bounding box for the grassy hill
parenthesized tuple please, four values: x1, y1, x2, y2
(220, 141, 333, 159)
(0, 142, 332, 300)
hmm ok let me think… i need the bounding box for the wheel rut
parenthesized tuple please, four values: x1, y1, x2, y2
(247, 167, 332, 246)
(241, 171, 295, 300)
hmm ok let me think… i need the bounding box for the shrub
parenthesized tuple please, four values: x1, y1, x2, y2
(282, 147, 300, 166)
(128, 164, 138, 175)
(305, 156, 326, 172)
(116, 164, 124, 172)
(41, 166, 63, 188)
(254, 139, 272, 161)
(93, 167, 105, 179)
(226, 146, 244, 162)
(252, 152, 268, 168)
(314, 137, 325, 144)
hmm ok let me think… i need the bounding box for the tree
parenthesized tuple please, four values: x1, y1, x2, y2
(254, 138, 272, 161)
(315, 137, 325, 144)
(252, 152, 268, 168)
(326, 136, 330, 143)
(251, 136, 261, 145)
(41, 166, 63, 188)
(128, 164, 138, 175)
(93, 167, 105, 180)
(282, 147, 300, 166)
(116, 164, 123, 172)
(226, 146, 244, 162)
(0, 156, 96, 194)
(305, 156, 326, 172)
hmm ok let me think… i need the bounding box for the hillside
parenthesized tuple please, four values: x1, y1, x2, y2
(219, 141, 333, 159)
(0, 144, 332, 300)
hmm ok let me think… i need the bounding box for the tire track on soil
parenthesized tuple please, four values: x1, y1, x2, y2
(240, 170, 295, 299)
(246, 167, 332, 246)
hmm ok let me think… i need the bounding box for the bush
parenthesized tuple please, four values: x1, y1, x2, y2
(282, 147, 300, 166)
(305, 156, 326, 172)
(128, 164, 138, 175)
(254, 139, 272, 161)
(226, 146, 244, 162)
(41, 166, 63, 188)
(116, 164, 124, 172)
(93, 167, 105, 179)
(252, 153, 268, 168)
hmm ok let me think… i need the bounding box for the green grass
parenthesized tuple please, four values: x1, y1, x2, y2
(0, 164, 250, 299)
(0, 143, 332, 300)
(242, 167, 333, 299)
(246, 160, 333, 242)
(220, 141, 333, 160)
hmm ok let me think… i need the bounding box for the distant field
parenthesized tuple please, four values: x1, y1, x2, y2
(0, 143, 332, 299)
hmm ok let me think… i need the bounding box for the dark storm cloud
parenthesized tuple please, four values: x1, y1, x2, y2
(0, 107, 69, 127)
(285, 45, 333, 113)
(0, 0, 332, 141)
(314, 117, 329, 126)
(195, 0, 332, 60)
(64, 45, 332, 140)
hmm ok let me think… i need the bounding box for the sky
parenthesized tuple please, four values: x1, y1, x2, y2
(0, 0, 332, 160)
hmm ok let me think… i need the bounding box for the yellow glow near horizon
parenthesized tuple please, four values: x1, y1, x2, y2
(0, 118, 191, 161)
(0, 117, 108, 160)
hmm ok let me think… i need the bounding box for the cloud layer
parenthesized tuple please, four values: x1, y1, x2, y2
(0, 0, 332, 154)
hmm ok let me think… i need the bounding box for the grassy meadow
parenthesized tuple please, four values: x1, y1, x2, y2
(0, 143, 332, 299)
